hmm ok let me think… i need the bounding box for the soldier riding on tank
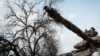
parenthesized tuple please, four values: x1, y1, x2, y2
(89, 27, 98, 37)
(84, 27, 98, 37)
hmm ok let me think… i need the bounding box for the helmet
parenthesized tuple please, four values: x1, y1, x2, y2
(91, 27, 95, 30)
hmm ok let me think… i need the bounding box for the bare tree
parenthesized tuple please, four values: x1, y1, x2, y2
(0, 0, 63, 56)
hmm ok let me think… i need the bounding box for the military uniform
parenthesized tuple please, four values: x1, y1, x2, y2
(89, 27, 98, 37)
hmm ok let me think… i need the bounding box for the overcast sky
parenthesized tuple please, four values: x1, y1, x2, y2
(0, 0, 100, 55)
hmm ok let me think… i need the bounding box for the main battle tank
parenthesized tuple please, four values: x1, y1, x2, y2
(44, 6, 100, 50)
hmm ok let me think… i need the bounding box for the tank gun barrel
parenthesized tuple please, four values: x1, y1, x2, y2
(44, 6, 94, 43)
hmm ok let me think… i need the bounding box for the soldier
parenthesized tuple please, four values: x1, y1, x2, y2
(89, 27, 98, 37)
(84, 29, 90, 37)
